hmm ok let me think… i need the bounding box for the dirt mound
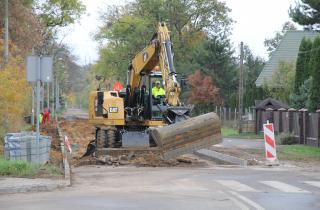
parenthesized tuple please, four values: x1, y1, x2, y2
(58, 119, 95, 159)
(73, 152, 206, 168)
(40, 125, 63, 167)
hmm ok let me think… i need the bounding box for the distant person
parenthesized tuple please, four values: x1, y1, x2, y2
(42, 108, 50, 126)
(39, 113, 43, 124)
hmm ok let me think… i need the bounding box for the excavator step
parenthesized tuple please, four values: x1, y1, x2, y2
(151, 112, 221, 160)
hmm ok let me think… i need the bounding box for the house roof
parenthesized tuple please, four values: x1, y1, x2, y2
(255, 31, 319, 87)
(255, 98, 289, 110)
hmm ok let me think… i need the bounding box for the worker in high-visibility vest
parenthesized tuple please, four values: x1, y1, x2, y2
(152, 81, 165, 104)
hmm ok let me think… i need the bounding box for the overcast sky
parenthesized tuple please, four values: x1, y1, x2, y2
(59, 0, 299, 65)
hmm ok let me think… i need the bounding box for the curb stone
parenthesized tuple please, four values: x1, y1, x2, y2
(195, 149, 248, 166)
(0, 178, 67, 195)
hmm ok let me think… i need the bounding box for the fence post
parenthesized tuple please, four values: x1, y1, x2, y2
(317, 110, 320, 147)
(223, 107, 227, 121)
(255, 109, 259, 135)
(266, 108, 274, 123)
(229, 107, 231, 121)
(278, 108, 286, 133)
(288, 108, 296, 133)
(298, 109, 304, 145)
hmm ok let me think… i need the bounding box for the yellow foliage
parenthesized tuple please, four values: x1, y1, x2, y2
(0, 52, 31, 136)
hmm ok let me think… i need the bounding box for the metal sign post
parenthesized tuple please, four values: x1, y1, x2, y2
(27, 55, 53, 163)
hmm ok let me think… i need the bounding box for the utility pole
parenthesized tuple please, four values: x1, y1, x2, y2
(47, 83, 50, 110)
(55, 79, 60, 111)
(4, 0, 9, 65)
(238, 42, 244, 133)
(52, 78, 55, 117)
(31, 86, 35, 125)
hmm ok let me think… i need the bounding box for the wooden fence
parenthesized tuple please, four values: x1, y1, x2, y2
(256, 109, 320, 148)
(212, 107, 255, 132)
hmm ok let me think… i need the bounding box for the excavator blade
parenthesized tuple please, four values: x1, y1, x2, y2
(151, 112, 221, 160)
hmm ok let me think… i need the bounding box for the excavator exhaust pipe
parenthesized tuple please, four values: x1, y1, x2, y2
(151, 112, 222, 160)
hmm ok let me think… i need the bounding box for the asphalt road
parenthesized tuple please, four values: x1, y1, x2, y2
(0, 164, 319, 210)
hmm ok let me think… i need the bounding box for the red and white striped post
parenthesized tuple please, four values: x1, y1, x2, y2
(263, 121, 278, 165)
(64, 135, 72, 154)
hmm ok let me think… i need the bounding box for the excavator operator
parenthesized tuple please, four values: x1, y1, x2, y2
(152, 81, 165, 104)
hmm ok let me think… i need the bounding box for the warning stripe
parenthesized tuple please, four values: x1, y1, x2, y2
(265, 124, 273, 133)
(265, 143, 276, 157)
(266, 150, 274, 158)
(265, 135, 275, 148)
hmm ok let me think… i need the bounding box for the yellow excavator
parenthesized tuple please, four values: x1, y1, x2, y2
(86, 22, 221, 160)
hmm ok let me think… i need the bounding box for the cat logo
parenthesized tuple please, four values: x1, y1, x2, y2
(143, 52, 148, 62)
(109, 107, 118, 113)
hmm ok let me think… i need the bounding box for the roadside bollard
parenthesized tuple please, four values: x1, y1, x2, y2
(263, 121, 279, 166)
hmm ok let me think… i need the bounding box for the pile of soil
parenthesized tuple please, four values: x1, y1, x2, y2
(74, 152, 206, 168)
(58, 119, 95, 159)
(40, 125, 63, 167)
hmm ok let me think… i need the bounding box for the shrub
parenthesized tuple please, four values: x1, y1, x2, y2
(278, 132, 298, 145)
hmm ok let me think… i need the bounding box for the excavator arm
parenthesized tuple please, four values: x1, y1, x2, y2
(126, 22, 181, 108)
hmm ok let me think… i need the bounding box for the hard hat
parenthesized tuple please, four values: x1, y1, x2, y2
(154, 66, 160, 71)
(156, 81, 161, 84)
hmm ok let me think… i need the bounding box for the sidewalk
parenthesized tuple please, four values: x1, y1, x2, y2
(0, 177, 67, 194)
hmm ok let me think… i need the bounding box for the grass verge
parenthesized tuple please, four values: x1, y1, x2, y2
(277, 145, 320, 161)
(221, 127, 263, 139)
(0, 156, 62, 178)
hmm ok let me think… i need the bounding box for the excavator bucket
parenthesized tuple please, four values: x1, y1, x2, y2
(151, 112, 222, 160)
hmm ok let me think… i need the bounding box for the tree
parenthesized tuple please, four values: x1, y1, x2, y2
(289, 0, 320, 30)
(265, 61, 295, 103)
(291, 77, 312, 109)
(294, 37, 313, 93)
(0, 40, 30, 141)
(187, 70, 220, 113)
(242, 45, 265, 108)
(264, 21, 297, 56)
(0, 0, 43, 56)
(35, 0, 86, 28)
(309, 36, 320, 111)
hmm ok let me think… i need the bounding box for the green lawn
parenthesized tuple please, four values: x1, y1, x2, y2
(0, 156, 62, 178)
(221, 127, 263, 139)
(280, 145, 320, 157)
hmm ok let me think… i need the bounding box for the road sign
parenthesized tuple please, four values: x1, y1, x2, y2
(40, 56, 53, 82)
(26, 56, 53, 82)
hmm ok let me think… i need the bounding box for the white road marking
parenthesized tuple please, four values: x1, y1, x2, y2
(303, 181, 320, 189)
(216, 180, 258, 192)
(227, 193, 251, 210)
(260, 181, 310, 193)
(229, 191, 266, 210)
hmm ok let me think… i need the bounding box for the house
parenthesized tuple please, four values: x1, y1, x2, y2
(255, 31, 319, 87)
